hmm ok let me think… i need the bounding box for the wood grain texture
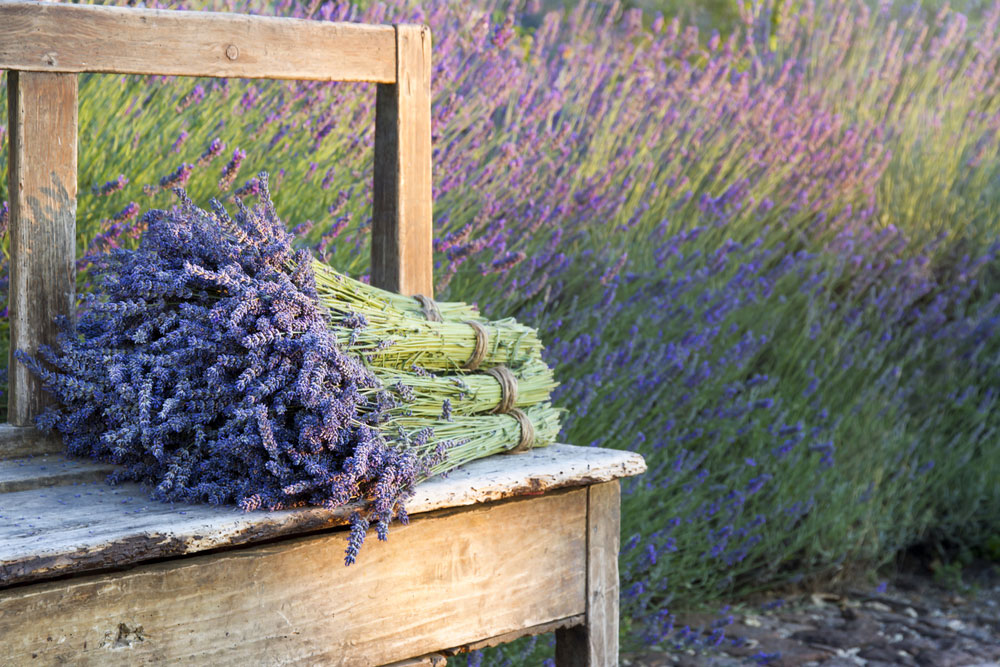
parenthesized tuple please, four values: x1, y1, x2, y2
(0, 424, 62, 458)
(372, 24, 434, 296)
(0, 490, 588, 666)
(6, 70, 78, 427)
(0, 1, 396, 82)
(0, 444, 645, 587)
(556, 481, 622, 667)
(586, 481, 622, 665)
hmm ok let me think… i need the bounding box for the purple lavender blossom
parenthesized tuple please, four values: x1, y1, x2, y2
(176, 84, 205, 113)
(7, 0, 1000, 654)
(156, 163, 194, 192)
(240, 86, 260, 111)
(197, 137, 226, 166)
(112, 202, 141, 224)
(234, 177, 261, 198)
(93, 174, 129, 197)
(218, 148, 246, 191)
(170, 130, 189, 153)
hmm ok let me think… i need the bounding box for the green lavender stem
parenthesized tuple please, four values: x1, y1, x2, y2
(392, 402, 562, 481)
(370, 358, 557, 418)
(312, 260, 481, 322)
(312, 260, 542, 372)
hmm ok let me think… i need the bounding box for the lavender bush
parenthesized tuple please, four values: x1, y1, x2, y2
(2, 0, 1000, 657)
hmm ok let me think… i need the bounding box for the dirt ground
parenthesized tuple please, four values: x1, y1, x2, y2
(623, 559, 1000, 667)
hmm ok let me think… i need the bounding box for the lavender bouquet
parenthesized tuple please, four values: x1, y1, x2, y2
(373, 358, 556, 420)
(312, 261, 543, 372)
(20, 174, 559, 563)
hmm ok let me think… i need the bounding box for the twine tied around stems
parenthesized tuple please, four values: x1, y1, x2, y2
(413, 294, 442, 323)
(464, 320, 489, 371)
(485, 365, 518, 414)
(505, 408, 535, 454)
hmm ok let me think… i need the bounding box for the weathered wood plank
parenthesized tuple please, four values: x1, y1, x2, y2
(586, 481, 623, 665)
(0, 1, 396, 82)
(0, 490, 588, 666)
(556, 481, 622, 667)
(6, 70, 78, 427)
(0, 424, 62, 459)
(0, 444, 645, 587)
(372, 24, 434, 296)
(0, 454, 114, 493)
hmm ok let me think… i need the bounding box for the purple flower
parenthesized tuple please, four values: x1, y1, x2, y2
(170, 130, 189, 153)
(176, 84, 205, 112)
(156, 163, 194, 191)
(197, 137, 226, 166)
(93, 174, 129, 197)
(218, 149, 246, 191)
(234, 177, 261, 198)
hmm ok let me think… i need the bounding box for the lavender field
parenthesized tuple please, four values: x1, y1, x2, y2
(3, 0, 1000, 661)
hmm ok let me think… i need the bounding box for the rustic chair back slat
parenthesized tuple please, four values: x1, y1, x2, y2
(6, 70, 78, 426)
(0, 0, 397, 81)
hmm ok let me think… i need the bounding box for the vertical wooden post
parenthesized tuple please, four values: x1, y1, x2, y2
(372, 23, 433, 297)
(555, 481, 621, 667)
(6, 71, 78, 426)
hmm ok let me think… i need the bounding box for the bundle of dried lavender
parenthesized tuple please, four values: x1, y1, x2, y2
(20, 174, 559, 564)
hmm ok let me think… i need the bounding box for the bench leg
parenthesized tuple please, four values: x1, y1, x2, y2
(555, 481, 620, 666)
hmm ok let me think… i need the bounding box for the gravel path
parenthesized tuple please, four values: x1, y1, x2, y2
(623, 561, 999, 667)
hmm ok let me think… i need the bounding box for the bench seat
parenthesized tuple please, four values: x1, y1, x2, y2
(0, 441, 644, 588)
(0, 432, 644, 666)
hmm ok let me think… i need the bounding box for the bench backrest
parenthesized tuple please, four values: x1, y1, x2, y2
(0, 0, 433, 426)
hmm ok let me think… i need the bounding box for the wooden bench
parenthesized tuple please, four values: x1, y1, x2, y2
(0, 2, 646, 665)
